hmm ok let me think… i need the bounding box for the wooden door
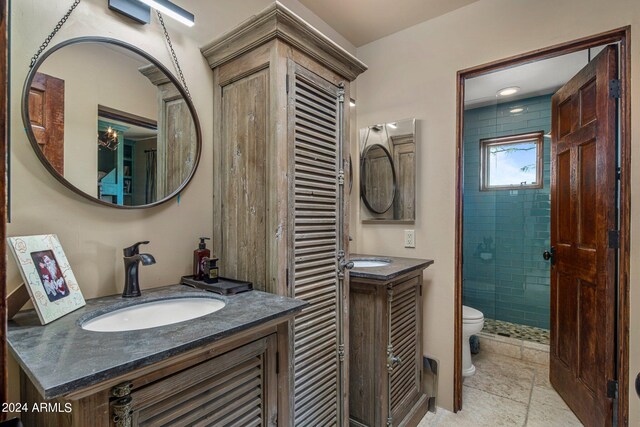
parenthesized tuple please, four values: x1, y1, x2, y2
(288, 61, 347, 426)
(28, 72, 65, 175)
(550, 45, 618, 427)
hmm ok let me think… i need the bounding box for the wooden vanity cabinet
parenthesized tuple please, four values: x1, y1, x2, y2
(201, 3, 366, 426)
(20, 322, 290, 427)
(349, 270, 428, 427)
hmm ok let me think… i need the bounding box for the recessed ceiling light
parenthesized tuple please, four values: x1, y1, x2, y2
(509, 107, 524, 113)
(497, 86, 520, 97)
(387, 122, 397, 129)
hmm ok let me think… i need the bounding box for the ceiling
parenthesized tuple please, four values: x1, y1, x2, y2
(296, 0, 480, 47)
(464, 47, 606, 108)
(145, 0, 482, 50)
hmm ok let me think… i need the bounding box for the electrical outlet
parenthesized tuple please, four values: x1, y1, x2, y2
(404, 230, 416, 248)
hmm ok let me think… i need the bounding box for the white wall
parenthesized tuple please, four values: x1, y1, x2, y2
(8, 0, 353, 407)
(354, 0, 640, 421)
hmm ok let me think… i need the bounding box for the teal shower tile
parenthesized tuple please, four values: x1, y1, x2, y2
(463, 94, 552, 330)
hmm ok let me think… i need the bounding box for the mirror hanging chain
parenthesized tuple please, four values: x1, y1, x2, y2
(28, 0, 192, 103)
(29, 0, 82, 68)
(155, 11, 191, 101)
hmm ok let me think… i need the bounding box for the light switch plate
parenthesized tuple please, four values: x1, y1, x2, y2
(405, 230, 416, 248)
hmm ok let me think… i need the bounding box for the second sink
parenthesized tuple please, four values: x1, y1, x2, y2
(352, 258, 392, 268)
(82, 297, 225, 332)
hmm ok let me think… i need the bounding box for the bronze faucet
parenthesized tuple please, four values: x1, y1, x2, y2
(122, 241, 156, 297)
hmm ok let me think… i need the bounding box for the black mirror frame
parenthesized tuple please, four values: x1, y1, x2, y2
(21, 36, 202, 209)
(359, 143, 397, 214)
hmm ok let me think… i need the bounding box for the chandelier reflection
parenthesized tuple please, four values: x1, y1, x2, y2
(98, 126, 119, 151)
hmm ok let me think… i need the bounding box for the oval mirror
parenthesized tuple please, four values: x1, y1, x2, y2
(22, 37, 201, 208)
(360, 144, 396, 214)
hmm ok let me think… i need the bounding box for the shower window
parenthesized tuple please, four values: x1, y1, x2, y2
(480, 131, 543, 191)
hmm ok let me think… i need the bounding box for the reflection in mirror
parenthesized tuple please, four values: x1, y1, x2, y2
(359, 118, 416, 222)
(97, 106, 158, 205)
(360, 144, 395, 214)
(24, 39, 199, 208)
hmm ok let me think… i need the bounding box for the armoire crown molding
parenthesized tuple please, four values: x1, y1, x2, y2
(200, 1, 367, 81)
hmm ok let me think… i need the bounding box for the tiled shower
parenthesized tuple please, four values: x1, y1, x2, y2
(462, 95, 552, 338)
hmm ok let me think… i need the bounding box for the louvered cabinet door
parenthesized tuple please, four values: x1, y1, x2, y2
(288, 61, 347, 427)
(123, 336, 278, 427)
(388, 277, 422, 426)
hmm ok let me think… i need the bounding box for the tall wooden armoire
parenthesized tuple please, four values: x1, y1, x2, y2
(202, 3, 367, 425)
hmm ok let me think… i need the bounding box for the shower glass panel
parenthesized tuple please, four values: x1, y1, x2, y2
(462, 84, 552, 336)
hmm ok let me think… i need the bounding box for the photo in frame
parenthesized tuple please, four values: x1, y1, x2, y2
(7, 234, 85, 324)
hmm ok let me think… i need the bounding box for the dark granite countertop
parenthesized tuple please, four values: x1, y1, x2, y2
(349, 253, 434, 281)
(8, 285, 307, 400)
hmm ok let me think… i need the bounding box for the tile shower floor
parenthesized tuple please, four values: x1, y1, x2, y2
(418, 352, 583, 426)
(482, 318, 550, 345)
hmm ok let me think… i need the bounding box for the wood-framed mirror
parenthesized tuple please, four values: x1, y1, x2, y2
(22, 36, 201, 209)
(359, 118, 416, 223)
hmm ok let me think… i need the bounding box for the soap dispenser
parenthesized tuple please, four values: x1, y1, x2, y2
(193, 237, 211, 280)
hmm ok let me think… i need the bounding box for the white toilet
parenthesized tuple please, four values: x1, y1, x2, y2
(462, 305, 485, 377)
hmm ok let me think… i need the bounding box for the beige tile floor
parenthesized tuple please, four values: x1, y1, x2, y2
(418, 352, 583, 427)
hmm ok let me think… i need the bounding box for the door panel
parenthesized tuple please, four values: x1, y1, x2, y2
(556, 271, 576, 368)
(389, 282, 421, 424)
(29, 72, 64, 175)
(550, 45, 617, 427)
(219, 70, 268, 290)
(578, 140, 597, 247)
(289, 61, 345, 426)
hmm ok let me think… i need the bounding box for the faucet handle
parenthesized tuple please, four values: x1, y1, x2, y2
(123, 241, 150, 257)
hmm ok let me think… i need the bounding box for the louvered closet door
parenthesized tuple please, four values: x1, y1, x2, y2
(389, 279, 422, 425)
(288, 61, 346, 427)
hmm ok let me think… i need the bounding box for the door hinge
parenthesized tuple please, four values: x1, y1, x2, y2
(616, 167, 621, 180)
(338, 344, 345, 362)
(286, 74, 290, 94)
(607, 379, 618, 399)
(609, 79, 621, 99)
(337, 169, 345, 185)
(608, 230, 620, 249)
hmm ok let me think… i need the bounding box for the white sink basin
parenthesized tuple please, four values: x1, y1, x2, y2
(352, 259, 391, 268)
(82, 297, 225, 332)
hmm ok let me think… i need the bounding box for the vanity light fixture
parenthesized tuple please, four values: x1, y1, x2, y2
(349, 99, 357, 107)
(109, 0, 194, 27)
(497, 86, 520, 97)
(544, 132, 552, 138)
(138, 0, 195, 26)
(387, 122, 398, 129)
(509, 107, 524, 114)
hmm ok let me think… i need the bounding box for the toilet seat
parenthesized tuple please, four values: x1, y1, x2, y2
(463, 305, 484, 322)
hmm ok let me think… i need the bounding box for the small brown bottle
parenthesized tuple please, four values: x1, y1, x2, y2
(208, 256, 219, 283)
(193, 237, 210, 280)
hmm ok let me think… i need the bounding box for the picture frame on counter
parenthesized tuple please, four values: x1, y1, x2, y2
(7, 234, 85, 324)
